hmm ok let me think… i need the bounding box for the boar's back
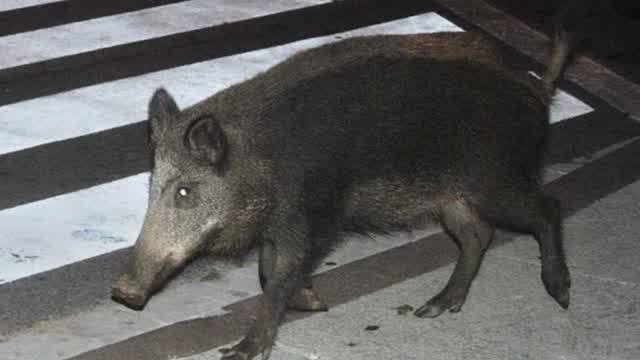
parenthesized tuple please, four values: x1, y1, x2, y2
(199, 32, 550, 190)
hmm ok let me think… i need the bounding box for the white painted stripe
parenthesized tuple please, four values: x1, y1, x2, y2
(0, 0, 328, 69)
(550, 90, 593, 123)
(0, 174, 149, 284)
(0, 13, 593, 284)
(0, 12, 591, 156)
(0, 0, 64, 12)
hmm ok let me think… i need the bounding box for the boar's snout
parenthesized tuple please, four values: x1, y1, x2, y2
(111, 274, 149, 311)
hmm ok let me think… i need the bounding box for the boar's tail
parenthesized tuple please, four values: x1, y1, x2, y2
(541, 1, 577, 93)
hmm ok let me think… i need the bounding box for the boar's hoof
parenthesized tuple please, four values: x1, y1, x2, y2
(414, 292, 465, 318)
(219, 349, 250, 360)
(111, 276, 148, 311)
(220, 336, 272, 360)
(287, 287, 329, 312)
(111, 287, 147, 311)
(542, 264, 571, 309)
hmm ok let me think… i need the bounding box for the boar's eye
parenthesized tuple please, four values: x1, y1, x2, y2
(177, 187, 190, 197)
(174, 185, 198, 210)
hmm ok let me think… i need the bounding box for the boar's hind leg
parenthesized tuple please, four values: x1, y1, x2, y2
(476, 187, 570, 309)
(415, 199, 494, 318)
(259, 241, 328, 312)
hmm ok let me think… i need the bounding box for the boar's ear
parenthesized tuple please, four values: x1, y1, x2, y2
(185, 116, 227, 165)
(148, 88, 179, 145)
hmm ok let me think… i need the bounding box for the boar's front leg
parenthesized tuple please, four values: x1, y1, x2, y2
(221, 234, 310, 360)
(259, 240, 328, 312)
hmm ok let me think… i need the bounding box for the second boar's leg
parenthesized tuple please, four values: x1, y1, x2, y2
(415, 199, 494, 318)
(222, 229, 310, 360)
(259, 240, 328, 311)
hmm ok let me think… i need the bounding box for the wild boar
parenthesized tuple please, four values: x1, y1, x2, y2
(112, 30, 572, 360)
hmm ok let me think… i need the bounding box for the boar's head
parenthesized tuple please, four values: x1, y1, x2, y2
(112, 88, 269, 310)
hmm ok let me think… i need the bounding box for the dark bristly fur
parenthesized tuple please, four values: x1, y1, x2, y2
(112, 30, 573, 360)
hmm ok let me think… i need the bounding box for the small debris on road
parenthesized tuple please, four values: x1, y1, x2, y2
(9, 253, 39, 263)
(365, 325, 379, 331)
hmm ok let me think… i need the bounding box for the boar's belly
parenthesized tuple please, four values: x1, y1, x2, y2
(341, 177, 442, 233)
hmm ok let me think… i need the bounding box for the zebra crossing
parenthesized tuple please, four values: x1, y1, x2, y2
(0, 0, 328, 69)
(0, 3, 595, 285)
(0, 1, 596, 286)
(0, 0, 62, 12)
(0, 1, 638, 360)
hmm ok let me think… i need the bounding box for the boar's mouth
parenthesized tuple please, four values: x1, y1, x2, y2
(111, 225, 214, 310)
